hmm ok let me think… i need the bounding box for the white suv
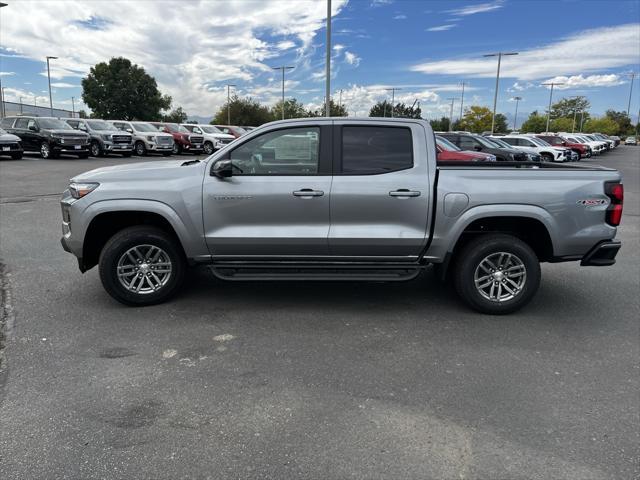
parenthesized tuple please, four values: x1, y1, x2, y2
(111, 121, 174, 156)
(181, 124, 236, 155)
(490, 135, 570, 162)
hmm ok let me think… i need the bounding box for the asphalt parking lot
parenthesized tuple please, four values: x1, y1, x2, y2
(1, 148, 638, 479)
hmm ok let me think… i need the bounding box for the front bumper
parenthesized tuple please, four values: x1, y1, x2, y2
(146, 142, 174, 151)
(581, 240, 621, 266)
(104, 142, 133, 152)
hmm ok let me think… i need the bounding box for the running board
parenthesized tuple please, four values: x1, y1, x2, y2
(209, 263, 423, 282)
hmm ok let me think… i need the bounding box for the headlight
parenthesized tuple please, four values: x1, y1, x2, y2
(101, 134, 112, 141)
(145, 135, 156, 142)
(69, 182, 99, 199)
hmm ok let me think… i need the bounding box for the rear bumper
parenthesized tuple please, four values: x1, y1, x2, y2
(581, 240, 621, 266)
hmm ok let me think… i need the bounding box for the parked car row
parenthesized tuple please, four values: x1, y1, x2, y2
(0, 115, 243, 159)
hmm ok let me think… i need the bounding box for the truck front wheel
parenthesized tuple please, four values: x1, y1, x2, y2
(99, 226, 186, 306)
(453, 234, 540, 315)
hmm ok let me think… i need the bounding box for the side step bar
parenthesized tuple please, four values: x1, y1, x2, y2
(209, 262, 426, 282)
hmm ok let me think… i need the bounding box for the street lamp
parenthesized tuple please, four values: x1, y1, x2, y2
(226, 84, 236, 125)
(541, 81, 565, 132)
(459, 81, 467, 121)
(71, 96, 75, 118)
(626, 72, 636, 117)
(446, 97, 456, 132)
(512, 96, 522, 131)
(0, 3, 7, 118)
(325, 0, 332, 117)
(46, 55, 58, 116)
(483, 52, 518, 134)
(568, 95, 581, 133)
(384, 87, 401, 118)
(271, 65, 294, 120)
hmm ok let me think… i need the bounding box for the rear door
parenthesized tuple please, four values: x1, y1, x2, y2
(202, 124, 333, 257)
(328, 122, 431, 257)
(13, 118, 36, 151)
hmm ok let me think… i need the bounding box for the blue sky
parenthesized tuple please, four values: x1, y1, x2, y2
(0, 0, 639, 122)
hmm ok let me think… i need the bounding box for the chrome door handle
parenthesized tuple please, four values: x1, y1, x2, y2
(293, 189, 324, 197)
(389, 189, 421, 197)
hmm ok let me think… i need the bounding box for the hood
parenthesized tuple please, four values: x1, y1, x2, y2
(71, 159, 206, 183)
(136, 131, 173, 137)
(0, 132, 21, 142)
(95, 129, 130, 135)
(211, 133, 235, 140)
(47, 129, 89, 136)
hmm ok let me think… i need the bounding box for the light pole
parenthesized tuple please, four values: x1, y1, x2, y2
(579, 110, 585, 132)
(568, 95, 580, 133)
(271, 66, 294, 120)
(446, 97, 456, 132)
(19, 96, 23, 114)
(0, 3, 7, 118)
(512, 96, 522, 131)
(226, 84, 236, 125)
(483, 52, 518, 134)
(46, 56, 58, 116)
(459, 81, 467, 121)
(71, 96, 75, 118)
(325, 0, 332, 117)
(385, 87, 401, 118)
(541, 81, 564, 132)
(626, 72, 636, 117)
(338, 88, 343, 115)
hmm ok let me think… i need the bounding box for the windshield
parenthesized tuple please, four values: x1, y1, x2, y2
(436, 136, 461, 151)
(164, 123, 190, 133)
(481, 137, 506, 148)
(201, 126, 222, 134)
(39, 118, 73, 130)
(87, 120, 114, 131)
(232, 126, 247, 134)
(529, 137, 549, 146)
(132, 123, 158, 132)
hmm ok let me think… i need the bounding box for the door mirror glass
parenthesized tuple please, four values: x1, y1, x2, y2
(211, 159, 234, 178)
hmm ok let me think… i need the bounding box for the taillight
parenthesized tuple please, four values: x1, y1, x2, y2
(605, 182, 623, 226)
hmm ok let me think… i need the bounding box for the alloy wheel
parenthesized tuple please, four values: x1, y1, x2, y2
(474, 252, 527, 303)
(116, 244, 172, 295)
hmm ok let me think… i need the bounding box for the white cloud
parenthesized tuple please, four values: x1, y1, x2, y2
(0, 72, 16, 77)
(412, 23, 640, 81)
(507, 81, 535, 92)
(50, 82, 77, 88)
(333, 44, 346, 52)
(393, 14, 407, 20)
(371, 0, 394, 6)
(445, 1, 504, 16)
(329, 83, 441, 116)
(541, 74, 626, 90)
(344, 51, 361, 67)
(1, 0, 348, 116)
(427, 24, 457, 32)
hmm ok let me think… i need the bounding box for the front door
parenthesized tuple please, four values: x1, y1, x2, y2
(329, 123, 430, 258)
(202, 125, 332, 258)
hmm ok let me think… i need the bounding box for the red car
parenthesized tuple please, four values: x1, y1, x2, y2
(436, 136, 496, 162)
(151, 122, 204, 155)
(213, 125, 247, 139)
(536, 134, 591, 159)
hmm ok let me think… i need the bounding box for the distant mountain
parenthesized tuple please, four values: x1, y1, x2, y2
(185, 115, 213, 125)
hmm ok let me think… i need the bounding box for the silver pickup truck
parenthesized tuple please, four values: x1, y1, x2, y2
(60, 118, 623, 314)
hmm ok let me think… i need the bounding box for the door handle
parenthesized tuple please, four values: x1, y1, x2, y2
(293, 189, 324, 197)
(389, 189, 421, 197)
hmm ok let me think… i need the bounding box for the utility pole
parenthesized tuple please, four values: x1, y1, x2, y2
(459, 81, 467, 121)
(19, 96, 23, 114)
(46, 56, 58, 116)
(0, 3, 7, 118)
(338, 89, 343, 115)
(626, 72, 636, 117)
(0, 86, 5, 118)
(271, 66, 294, 120)
(71, 96, 75, 118)
(483, 52, 518, 134)
(325, 0, 332, 117)
(226, 84, 236, 125)
(385, 87, 401, 118)
(446, 97, 456, 132)
(541, 81, 564, 132)
(512, 96, 522, 130)
(579, 110, 585, 132)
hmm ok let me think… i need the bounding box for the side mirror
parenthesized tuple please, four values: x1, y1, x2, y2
(211, 159, 234, 178)
(29, 125, 38, 132)
(126, 128, 133, 133)
(474, 145, 482, 151)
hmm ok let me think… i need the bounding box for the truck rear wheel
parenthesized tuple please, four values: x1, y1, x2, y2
(99, 226, 186, 306)
(453, 234, 540, 315)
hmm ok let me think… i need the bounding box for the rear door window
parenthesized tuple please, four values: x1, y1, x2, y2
(341, 126, 413, 175)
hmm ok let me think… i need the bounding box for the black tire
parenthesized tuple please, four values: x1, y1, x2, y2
(90, 140, 102, 157)
(77, 153, 89, 159)
(541, 153, 554, 162)
(11, 152, 23, 160)
(203, 141, 214, 155)
(135, 141, 147, 156)
(99, 226, 186, 306)
(40, 141, 54, 159)
(453, 234, 540, 315)
(122, 152, 133, 157)
(172, 142, 182, 155)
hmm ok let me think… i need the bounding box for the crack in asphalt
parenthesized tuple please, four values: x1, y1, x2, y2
(0, 261, 15, 391)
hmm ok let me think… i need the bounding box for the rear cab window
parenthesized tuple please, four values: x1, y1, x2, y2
(340, 126, 413, 175)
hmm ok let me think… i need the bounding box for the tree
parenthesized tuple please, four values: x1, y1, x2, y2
(269, 98, 309, 120)
(81, 57, 171, 120)
(550, 117, 574, 133)
(520, 111, 548, 133)
(550, 96, 590, 119)
(583, 116, 619, 135)
(369, 101, 421, 118)
(605, 110, 634, 136)
(429, 117, 450, 132)
(307, 99, 348, 117)
(457, 105, 500, 134)
(78, 110, 88, 119)
(161, 106, 188, 123)
(212, 94, 272, 126)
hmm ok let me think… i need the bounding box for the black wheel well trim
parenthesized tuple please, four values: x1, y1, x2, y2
(81, 210, 188, 272)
